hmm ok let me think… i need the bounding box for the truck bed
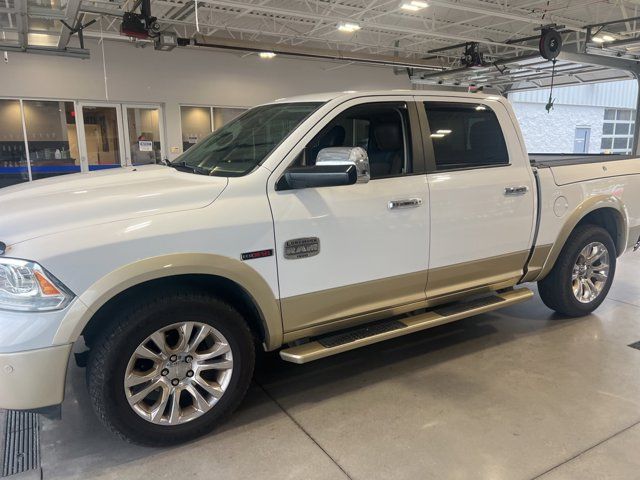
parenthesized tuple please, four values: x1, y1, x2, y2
(530, 153, 634, 168)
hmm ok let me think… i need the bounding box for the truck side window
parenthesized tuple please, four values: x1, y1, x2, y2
(424, 102, 509, 171)
(292, 102, 412, 179)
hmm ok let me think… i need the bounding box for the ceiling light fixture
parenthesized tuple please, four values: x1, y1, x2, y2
(602, 34, 615, 42)
(592, 36, 605, 44)
(401, 1, 428, 11)
(258, 51, 276, 59)
(338, 22, 361, 32)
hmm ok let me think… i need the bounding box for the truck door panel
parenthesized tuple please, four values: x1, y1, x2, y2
(419, 99, 536, 298)
(267, 98, 430, 334)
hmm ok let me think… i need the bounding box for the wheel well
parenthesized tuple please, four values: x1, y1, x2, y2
(576, 208, 624, 256)
(81, 275, 267, 348)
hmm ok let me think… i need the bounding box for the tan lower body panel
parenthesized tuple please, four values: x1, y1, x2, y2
(521, 244, 553, 283)
(281, 270, 428, 335)
(281, 250, 530, 343)
(426, 250, 530, 298)
(280, 288, 534, 364)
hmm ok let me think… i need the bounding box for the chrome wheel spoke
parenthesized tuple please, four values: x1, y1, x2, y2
(149, 331, 170, 356)
(184, 384, 210, 412)
(125, 321, 234, 426)
(188, 324, 211, 353)
(168, 388, 183, 425)
(125, 368, 160, 388)
(193, 375, 224, 398)
(199, 358, 233, 371)
(197, 342, 231, 361)
(572, 242, 610, 304)
(150, 384, 171, 423)
(175, 323, 195, 352)
(127, 379, 163, 406)
(134, 344, 163, 362)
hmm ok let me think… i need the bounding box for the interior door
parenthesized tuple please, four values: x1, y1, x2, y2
(123, 105, 165, 166)
(419, 98, 536, 298)
(77, 103, 126, 171)
(267, 97, 430, 334)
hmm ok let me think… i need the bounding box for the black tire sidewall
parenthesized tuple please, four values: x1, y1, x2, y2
(89, 294, 255, 445)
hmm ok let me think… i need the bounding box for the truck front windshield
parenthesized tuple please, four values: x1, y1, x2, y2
(171, 102, 323, 177)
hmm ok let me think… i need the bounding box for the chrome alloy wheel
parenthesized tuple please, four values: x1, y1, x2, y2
(124, 322, 234, 426)
(572, 242, 610, 304)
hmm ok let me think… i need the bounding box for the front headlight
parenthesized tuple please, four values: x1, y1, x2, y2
(0, 259, 74, 312)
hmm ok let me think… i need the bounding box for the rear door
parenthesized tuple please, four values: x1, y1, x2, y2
(418, 97, 536, 298)
(267, 96, 430, 335)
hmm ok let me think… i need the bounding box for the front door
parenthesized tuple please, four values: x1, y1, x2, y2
(419, 98, 536, 298)
(77, 103, 126, 171)
(268, 97, 430, 335)
(77, 103, 165, 171)
(123, 105, 165, 166)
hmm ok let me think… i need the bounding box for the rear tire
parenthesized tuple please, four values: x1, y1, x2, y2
(538, 225, 616, 317)
(86, 291, 255, 446)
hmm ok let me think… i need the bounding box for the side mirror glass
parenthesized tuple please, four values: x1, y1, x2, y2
(316, 146, 370, 184)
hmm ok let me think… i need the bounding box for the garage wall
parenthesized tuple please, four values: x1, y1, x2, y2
(0, 39, 410, 160)
(511, 102, 604, 154)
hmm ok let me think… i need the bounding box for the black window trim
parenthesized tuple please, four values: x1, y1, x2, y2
(417, 100, 512, 174)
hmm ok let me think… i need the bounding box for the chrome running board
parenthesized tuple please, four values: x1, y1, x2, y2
(280, 288, 533, 364)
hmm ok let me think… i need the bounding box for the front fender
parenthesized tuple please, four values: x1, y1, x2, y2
(53, 253, 283, 350)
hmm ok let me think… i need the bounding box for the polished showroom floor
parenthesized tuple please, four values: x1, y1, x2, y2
(37, 253, 640, 480)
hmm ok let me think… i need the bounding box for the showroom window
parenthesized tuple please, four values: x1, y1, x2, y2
(601, 108, 636, 154)
(23, 100, 80, 180)
(0, 99, 29, 188)
(180, 106, 246, 151)
(0, 99, 80, 188)
(424, 102, 509, 170)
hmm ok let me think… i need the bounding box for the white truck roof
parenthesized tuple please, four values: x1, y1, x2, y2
(269, 89, 502, 104)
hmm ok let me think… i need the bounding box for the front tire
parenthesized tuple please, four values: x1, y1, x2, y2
(538, 225, 616, 317)
(86, 291, 255, 446)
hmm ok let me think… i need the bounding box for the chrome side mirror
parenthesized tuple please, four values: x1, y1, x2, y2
(316, 146, 370, 184)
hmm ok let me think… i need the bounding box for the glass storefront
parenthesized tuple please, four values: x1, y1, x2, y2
(0, 99, 29, 188)
(180, 106, 246, 151)
(82, 105, 123, 171)
(23, 100, 80, 180)
(126, 107, 162, 165)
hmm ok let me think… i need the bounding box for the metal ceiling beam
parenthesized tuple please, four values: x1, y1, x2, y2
(426, 0, 584, 33)
(559, 46, 640, 74)
(190, 0, 540, 52)
(192, 35, 445, 71)
(14, 0, 27, 51)
(58, 0, 83, 49)
(0, 43, 90, 58)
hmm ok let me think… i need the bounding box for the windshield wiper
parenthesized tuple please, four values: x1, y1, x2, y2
(167, 161, 210, 176)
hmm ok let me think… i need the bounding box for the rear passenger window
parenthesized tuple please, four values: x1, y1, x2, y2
(424, 102, 509, 171)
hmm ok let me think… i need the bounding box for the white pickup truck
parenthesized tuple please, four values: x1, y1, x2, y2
(1, 90, 639, 445)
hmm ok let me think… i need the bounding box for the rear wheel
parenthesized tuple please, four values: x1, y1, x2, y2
(538, 225, 616, 317)
(87, 292, 255, 446)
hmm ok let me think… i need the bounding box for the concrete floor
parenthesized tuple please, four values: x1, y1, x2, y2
(38, 253, 640, 480)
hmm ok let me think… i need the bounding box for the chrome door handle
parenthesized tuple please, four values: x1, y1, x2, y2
(388, 198, 423, 210)
(504, 186, 529, 196)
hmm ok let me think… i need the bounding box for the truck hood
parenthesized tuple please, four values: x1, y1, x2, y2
(0, 165, 228, 246)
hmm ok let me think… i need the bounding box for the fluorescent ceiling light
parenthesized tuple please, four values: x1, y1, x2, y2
(430, 133, 446, 138)
(258, 51, 276, 59)
(602, 34, 615, 42)
(436, 129, 452, 134)
(401, 1, 428, 11)
(338, 22, 361, 32)
(592, 36, 605, 43)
